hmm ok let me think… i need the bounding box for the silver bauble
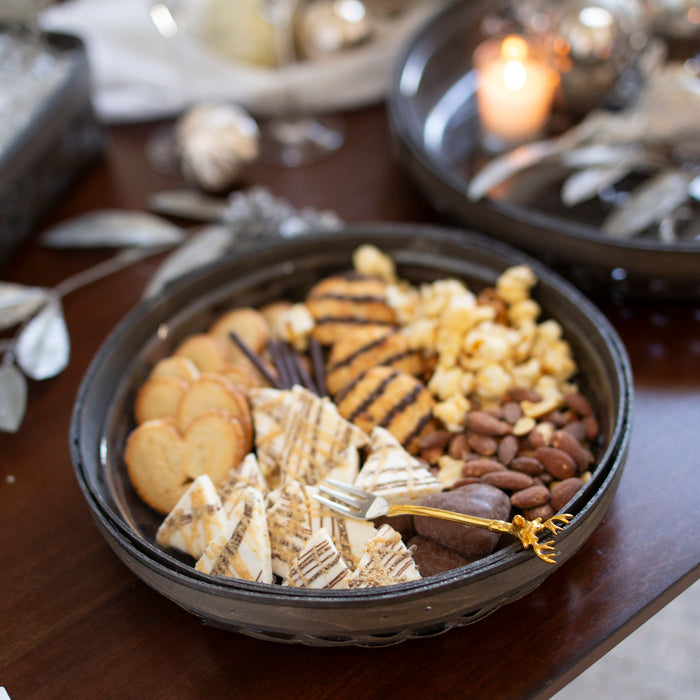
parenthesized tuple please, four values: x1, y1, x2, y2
(176, 103, 260, 193)
(296, 0, 374, 59)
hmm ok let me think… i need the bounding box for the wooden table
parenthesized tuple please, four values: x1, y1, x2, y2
(2, 106, 698, 699)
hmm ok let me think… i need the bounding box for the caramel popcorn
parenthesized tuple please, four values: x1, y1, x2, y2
(275, 303, 315, 351)
(352, 244, 398, 284)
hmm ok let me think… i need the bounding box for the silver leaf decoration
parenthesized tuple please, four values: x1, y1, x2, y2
(40, 210, 186, 248)
(142, 225, 233, 299)
(602, 170, 695, 239)
(0, 282, 49, 331)
(0, 362, 28, 433)
(15, 295, 71, 380)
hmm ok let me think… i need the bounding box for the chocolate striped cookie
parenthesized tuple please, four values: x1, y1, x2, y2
(326, 326, 423, 397)
(305, 272, 397, 346)
(335, 365, 437, 455)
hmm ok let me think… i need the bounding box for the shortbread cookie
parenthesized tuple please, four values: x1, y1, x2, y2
(156, 474, 228, 559)
(335, 366, 437, 454)
(209, 307, 270, 362)
(216, 362, 263, 394)
(305, 271, 397, 345)
(134, 375, 189, 424)
(326, 326, 422, 397)
(124, 418, 188, 514)
(149, 355, 200, 384)
(181, 410, 247, 485)
(174, 333, 231, 372)
(176, 373, 252, 449)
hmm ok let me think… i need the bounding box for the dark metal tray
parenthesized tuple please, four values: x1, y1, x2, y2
(70, 225, 632, 645)
(387, 0, 700, 300)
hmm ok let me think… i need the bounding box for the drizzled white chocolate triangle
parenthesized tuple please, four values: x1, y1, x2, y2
(283, 528, 352, 589)
(347, 524, 422, 588)
(217, 452, 269, 519)
(156, 474, 228, 559)
(354, 426, 443, 504)
(308, 484, 377, 570)
(251, 385, 369, 488)
(266, 479, 314, 578)
(196, 487, 272, 583)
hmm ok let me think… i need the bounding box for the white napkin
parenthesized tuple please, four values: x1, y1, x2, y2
(41, 0, 449, 124)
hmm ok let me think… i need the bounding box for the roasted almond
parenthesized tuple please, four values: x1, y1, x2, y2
(511, 484, 551, 510)
(550, 477, 584, 511)
(534, 446, 577, 480)
(510, 455, 544, 475)
(481, 470, 534, 491)
(461, 458, 506, 477)
(497, 434, 519, 466)
(564, 391, 593, 417)
(466, 411, 513, 436)
(551, 429, 591, 472)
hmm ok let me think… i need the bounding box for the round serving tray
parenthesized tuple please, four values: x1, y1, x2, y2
(70, 224, 632, 646)
(387, 0, 700, 300)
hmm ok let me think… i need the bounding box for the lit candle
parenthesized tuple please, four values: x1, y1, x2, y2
(474, 35, 559, 151)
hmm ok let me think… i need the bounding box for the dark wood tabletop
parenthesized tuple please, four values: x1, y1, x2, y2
(2, 105, 698, 700)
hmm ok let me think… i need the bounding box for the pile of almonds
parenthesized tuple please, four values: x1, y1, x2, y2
(418, 388, 599, 522)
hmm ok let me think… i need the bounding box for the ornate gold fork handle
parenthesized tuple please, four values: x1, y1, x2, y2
(386, 505, 573, 564)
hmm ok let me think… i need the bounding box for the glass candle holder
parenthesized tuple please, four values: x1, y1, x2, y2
(473, 35, 559, 152)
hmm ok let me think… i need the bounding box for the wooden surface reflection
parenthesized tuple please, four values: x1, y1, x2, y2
(1, 105, 698, 699)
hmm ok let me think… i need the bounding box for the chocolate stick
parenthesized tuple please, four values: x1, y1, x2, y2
(268, 340, 293, 389)
(228, 331, 283, 389)
(309, 338, 327, 396)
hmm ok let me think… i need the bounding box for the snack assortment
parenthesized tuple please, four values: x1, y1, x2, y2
(123, 245, 601, 588)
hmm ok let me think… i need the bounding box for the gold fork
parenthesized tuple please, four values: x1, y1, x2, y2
(314, 479, 573, 564)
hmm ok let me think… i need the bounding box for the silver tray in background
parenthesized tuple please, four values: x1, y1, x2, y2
(387, 0, 700, 300)
(0, 30, 103, 268)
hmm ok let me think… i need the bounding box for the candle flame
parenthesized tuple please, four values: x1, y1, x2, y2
(503, 60, 527, 91)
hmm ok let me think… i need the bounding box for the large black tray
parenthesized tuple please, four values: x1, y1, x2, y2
(70, 225, 632, 646)
(387, 0, 700, 300)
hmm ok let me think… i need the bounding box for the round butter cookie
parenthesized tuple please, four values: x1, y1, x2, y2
(174, 333, 231, 373)
(124, 419, 188, 515)
(134, 375, 190, 424)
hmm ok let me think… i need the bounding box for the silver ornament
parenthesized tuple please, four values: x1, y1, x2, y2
(176, 102, 260, 193)
(296, 0, 374, 59)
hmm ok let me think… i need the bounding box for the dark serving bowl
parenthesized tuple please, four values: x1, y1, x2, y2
(70, 225, 632, 646)
(387, 0, 700, 300)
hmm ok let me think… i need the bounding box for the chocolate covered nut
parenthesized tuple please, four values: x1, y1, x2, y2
(407, 536, 474, 577)
(535, 446, 576, 479)
(467, 411, 513, 436)
(550, 477, 584, 511)
(481, 470, 534, 491)
(511, 484, 550, 510)
(497, 434, 519, 465)
(510, 455, 544, 475)
(414, 483, 512, 558)
(461, 458, 506, 477)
